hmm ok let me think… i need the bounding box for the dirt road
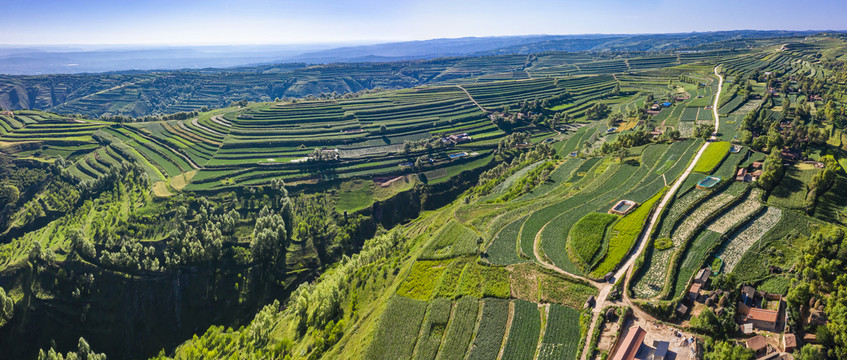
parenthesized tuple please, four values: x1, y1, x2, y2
(578, 64, 723, 360)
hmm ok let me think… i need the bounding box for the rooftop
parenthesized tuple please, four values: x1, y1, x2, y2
(784, 333, 797, 348)
(746, 335, 768, 351)
(689, 282, 702, 294)
(612, 325, 646, 360)
(746, 308, 779, 323)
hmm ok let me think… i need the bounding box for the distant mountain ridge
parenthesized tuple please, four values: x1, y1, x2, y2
(0, 30, 830, 75)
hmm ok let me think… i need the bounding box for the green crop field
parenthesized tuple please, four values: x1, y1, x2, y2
(434, 297, 479, 360)
(413, 298, 453, 360)
(397, 260, 451, 300)
(692, 141, 731, 174)
(590, 189, 665, 278)
(537, 304, 582, 360)
(366, 296, 429, 360)
(467, 299, 510, 360)
(422, 220, 481, 260)
(768, 165, 818, 209)
(567, 213, 618, 270)
(485, 217, 529, 265)
(501, 300, 542, 360)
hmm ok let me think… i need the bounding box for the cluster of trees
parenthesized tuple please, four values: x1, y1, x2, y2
(99, 110, 199, 124)
(703, 340, 754, 360)
(496, 160, 555, 202)
(757, 149, 785, 193)
(310, 148, 339, 162)
(11, 163, 145, 241)
(288, 230, 404, 351)
(475, 140, 556, 197)
(403, 136, 449, 154)
(0, 286, 13, 326)
(495, 132, 531, 154)
(785, 227, 847, 359)
(292, 193, 370, 263)
(823, 100, 846, 129)
(739, 103, 828, 153)
(584, 102, 610, 120)
(598, 129, 652, 156)
(251, 206, 291, 276)
(37, 338, 106, 360)
(64, 173, 295, 275)
(491, 99, 575, 130)
(689, 304, 737, 339)
(805, 156, 841, 213)
(693, 123, 716, 140)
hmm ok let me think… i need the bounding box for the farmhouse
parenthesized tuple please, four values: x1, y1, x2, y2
(694, 268, 711, 286)
(745, 335, 769, 358)
(675, 303, 689, 317)
(611, 325, 646, 360)
(783, 333, 796, 353)
(735, 168, 748, 182)
(688, 282, 702, 302)
(738, 302, 782, 332)
(442, 133, 472, 145)
(803, 333, 818, 344)
(741, 286, 756, 305)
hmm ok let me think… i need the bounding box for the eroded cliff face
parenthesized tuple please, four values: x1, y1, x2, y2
(0, 261, 316, 360)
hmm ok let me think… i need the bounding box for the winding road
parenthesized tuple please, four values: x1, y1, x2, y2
(570, 65, 724, 360)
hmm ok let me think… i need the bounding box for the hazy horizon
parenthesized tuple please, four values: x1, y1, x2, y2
(0, 29, 843, 48)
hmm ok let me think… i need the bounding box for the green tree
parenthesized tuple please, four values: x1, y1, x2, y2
(0, 184, 19, 208)
(794, 344, 825, 360)
(705, 340, 754, 360)
(250, 206, 289, 267)
(0, 286, 13, 324)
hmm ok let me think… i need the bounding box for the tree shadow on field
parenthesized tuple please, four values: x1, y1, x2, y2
(770, 167, 804, 201)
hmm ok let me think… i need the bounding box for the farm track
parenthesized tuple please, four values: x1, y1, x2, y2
(456, 85, 489, 114)
(577, 65, 724, 360)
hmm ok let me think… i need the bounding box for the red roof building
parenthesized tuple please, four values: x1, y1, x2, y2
(612, 325, 646, 360)
(746, 335, 769, 357)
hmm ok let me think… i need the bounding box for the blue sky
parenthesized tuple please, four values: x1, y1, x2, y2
(2, 0, 845, 45)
